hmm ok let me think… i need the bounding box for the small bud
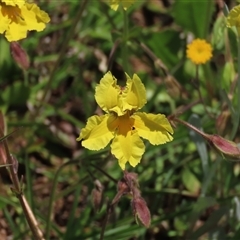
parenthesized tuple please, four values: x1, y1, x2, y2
(123, 171, 142, 198)
(131, 197, 151, 228)
(10, 42, 29, 70)
(208, 134, 240, 157)
(91, 179, 104, 212)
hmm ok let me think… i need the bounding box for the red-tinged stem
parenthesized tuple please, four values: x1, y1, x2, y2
(0, 128, 44, 240)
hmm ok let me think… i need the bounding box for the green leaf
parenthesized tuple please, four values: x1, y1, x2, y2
(188, 114, 209, 177)
(171, 0, 215, 38)
(182, 167, 201, 194)
(1, 81, 30, 107)
(145, 30, 181, 68)
(212, 15, 226, 50)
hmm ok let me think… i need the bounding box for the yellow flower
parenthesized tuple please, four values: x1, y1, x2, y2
(226, 5, 240, 35)
(108, 0, 136, 11)
(77, 72, 174, 170)
(0, 0, 50, 42)
(186, 39, 212, 65)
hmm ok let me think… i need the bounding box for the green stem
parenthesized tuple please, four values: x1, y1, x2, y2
(230, 37, 240, 139)
(122, 9, 130, 74)
(195, 65, 214, 119)
(173, 118, 208, 139)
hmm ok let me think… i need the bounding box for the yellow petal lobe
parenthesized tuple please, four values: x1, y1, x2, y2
(77, 115, 116, 150)
(133, 112, 173, 145)
(22, 3, 50, 31)
(95, 72, 123, 115)
(111, 131, 145, 170)
(122, 73, 147, 112)
(110, 113, 145, 169)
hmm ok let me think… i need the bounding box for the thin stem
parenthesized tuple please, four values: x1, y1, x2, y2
(138, 41, 168, 75)
(122, 9, 130, 74)
(0, 128, 44, 240)
(194, 65, 214, 119)
(90, 163, 118, 183)
(35, 0, 88, 115)
(173, 117, 208, 139)
(169, 99, 201, 118)
(108, 39, 121, 71)
(100, 201, 112, 240)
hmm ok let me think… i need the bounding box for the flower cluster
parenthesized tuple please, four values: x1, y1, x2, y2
(186, 39, 212, 65)
(77, 72, 173, 170)
(0, 0, 50, 42)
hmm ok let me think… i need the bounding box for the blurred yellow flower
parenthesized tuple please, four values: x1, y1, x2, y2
(77, 72, 174, 170)
(186, 39, 212, 65)
(226, 5, 240, 35)
(108, 0, 136, 11)
(0, 0, 50, 42)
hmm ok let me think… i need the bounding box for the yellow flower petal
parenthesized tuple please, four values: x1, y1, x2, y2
(77, 114, 116, 150)
(0, 1, 50, 42)
(5, 21, 28, 42)
(227, 5, 240, 35)
(95, 71, 123, 115)
(111, 130, 145, 170)
(110, 113, 145, 169)
(21, 3, 50, 31)
(0, 7, 11, 34)
(133, 112, 173, 145)
(108, 0, 136, 11)
(122, 73, 147, 112)
(2, 0, 25, 7)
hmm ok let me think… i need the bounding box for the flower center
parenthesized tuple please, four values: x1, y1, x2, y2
(116, 111, 134, 136)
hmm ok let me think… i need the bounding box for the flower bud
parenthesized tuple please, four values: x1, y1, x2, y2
(208, 134, 240, 158)
(10, 42, 29, 70)
(131, 197, 151, 228)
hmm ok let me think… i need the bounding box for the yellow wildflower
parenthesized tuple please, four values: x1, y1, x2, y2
(186, 39, 212, 65)
(108, 0, 136, 11)
(0, 0, 50, 42)
(226, 5, 240, 35)
(77, 72, 173, 170)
